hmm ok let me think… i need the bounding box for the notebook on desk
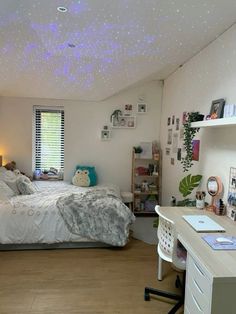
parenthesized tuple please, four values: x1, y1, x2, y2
(182, 215, 225, 233)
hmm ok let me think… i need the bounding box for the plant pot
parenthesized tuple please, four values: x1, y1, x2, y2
(195, 114, 204, 121)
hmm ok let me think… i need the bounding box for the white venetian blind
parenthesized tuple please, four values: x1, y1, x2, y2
(34, 107, 64, 171)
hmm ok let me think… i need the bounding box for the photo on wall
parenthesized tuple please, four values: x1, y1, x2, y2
(167, 129, 172, 144)
(171, 158, 175, 165)
(172, 115, 175, 125)
(167, 117, 171, 126)
(176, 118, 180, 131)
(166, 148, 170, 156)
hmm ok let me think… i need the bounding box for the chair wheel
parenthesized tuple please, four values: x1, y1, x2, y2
(175, 276, 181, 288)
(144, 292, 150, 301)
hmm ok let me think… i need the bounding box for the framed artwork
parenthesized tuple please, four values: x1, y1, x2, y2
(209, 99, 225, 119)
(166, 148, 170, 156)
(140, 142, 152, 159)
(137, 103, 147, 113)
(177, 148, 181, 161)
(167, 117, 171, 126)
(182, 111, 187, 124)
(124, 104, 133, 116)
(171, 158, 175, 165)
(111, 115, 136, 128)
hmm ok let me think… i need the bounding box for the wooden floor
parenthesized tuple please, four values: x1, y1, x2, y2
(0, 239, 184, 314)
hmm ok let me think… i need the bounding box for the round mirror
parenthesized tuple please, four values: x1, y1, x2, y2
(207, 176, 222, 211)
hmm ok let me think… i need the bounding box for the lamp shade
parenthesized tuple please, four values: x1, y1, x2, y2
(0, 156, 2, 167)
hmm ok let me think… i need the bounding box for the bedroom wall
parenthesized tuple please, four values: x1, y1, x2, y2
(160, 24, 236, 206)
(0, 80, 162, 191)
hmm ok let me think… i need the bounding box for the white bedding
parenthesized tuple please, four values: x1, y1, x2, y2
(0, 181, 121, 245)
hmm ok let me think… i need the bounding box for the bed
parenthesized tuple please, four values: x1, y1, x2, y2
(0, 171, 135, 250)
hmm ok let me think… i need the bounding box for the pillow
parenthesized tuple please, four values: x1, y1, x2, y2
(0, 180, 15, 201)
(4, 178, 20, 195)
(16, 175, 37, 195)
(72, 166, 97, 187)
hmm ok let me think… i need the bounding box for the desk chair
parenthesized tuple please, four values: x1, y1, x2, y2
(144, 205, 186, 314)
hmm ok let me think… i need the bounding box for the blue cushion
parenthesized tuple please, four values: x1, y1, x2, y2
(72, 166, 97, 187)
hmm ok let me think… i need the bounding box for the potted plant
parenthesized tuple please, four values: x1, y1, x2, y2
(181, 111, 204, 172)
(133, 146, 143, 158)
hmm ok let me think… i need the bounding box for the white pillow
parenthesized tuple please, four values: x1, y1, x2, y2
(0, 180, 15, 201)
(17, 175, 37, 195)
(4, 179, 20, 195)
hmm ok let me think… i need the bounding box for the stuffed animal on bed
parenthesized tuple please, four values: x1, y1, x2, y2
(72, 166, 97, 187)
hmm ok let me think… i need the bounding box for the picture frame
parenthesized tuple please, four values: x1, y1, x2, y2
(140, 142, 152, 159)
(137, 103, 147, 114)
(124, 104, 133, 116)
(209, 99, 225, 119)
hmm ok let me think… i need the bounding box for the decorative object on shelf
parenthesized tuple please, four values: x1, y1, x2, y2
(206, 176, 222, 212)
(137, 103, 147, 113)
(223, 104, 236, 118)
(133, 146, 143, 159)
(181, 111, 204, 172)
(177, 174, 202, 206)
(209, 99, 225, 119)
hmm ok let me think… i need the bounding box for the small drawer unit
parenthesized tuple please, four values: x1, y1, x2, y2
(185, 254, 211, 313)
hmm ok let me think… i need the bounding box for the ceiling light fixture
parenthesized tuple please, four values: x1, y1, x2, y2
(57, 6, 68, 13)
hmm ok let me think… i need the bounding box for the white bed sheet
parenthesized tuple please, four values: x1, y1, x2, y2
(0, 181, 120, 245)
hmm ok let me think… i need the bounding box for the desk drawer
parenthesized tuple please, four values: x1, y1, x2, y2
(185, 287, 204, 314)
(187, 255, 211, 296)
(188, 273, 210, 313)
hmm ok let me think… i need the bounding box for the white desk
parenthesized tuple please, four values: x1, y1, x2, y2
(159, 207, 236, 314)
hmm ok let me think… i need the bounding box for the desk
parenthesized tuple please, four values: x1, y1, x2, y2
(160, 207, 236, 314)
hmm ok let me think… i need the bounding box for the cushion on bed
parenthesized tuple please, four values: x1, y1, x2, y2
(0, 180, 16, 200)
(16, 175, 37, 195)
(72, 166, 97, 187)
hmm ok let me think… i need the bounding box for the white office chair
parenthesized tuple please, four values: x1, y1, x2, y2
(144, 205, 186, 314)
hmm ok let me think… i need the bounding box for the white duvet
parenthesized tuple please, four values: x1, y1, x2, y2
(0, 181, 121, 244)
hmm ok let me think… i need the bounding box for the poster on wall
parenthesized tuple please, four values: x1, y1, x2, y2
(167, 117, 171, 125)
(177, 148, 181, 161)
(192, 140, 200, 161)
(176, 118, 180, 131)
(182, 111, 187, 124)
(179, 127, 184, 140)
(172, 115, 175, 125)
(171, 158, 175, 165)
(167, 129, 172, 144)
(172, 133, 178, 153)
(166, 148, 170, 156)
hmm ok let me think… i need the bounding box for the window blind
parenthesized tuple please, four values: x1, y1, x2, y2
(34, 107, 64, 172)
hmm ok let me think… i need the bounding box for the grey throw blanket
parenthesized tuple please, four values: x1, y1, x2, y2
(56, 189, 135, 246)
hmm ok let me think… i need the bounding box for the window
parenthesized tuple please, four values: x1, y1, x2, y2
(34, 107, 64, 173)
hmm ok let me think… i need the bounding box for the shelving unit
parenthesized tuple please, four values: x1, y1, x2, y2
(131, 150, 161, 217)
(191, 117, 236, 128)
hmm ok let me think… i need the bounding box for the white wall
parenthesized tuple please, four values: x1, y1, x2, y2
(160, 24, 236, 205)
(0, 80, 162, 191)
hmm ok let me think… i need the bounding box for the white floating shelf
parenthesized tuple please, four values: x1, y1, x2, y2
(191, 117, 236, 128)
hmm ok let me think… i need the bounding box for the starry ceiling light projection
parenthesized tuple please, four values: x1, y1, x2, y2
(0, 0, 236, 101)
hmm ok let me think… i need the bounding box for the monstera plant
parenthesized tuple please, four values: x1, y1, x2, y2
(177, 174, 202, 206)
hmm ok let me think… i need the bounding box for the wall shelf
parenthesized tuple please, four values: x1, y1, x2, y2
(191, 117, 236, 128)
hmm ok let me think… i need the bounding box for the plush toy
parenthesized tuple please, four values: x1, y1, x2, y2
(72, 169, 91, 187)
(4, 161, 16, 171)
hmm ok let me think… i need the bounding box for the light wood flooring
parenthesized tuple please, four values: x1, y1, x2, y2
(0, 239, 184, 314)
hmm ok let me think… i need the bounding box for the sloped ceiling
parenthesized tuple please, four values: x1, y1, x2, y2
(0, 0, 236, 101)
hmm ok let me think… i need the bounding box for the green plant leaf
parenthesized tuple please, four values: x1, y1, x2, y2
(179, 174, 202, 197)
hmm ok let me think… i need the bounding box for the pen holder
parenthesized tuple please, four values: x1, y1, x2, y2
(215, 205, 226, 216)
(196, 199, 205, 209)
